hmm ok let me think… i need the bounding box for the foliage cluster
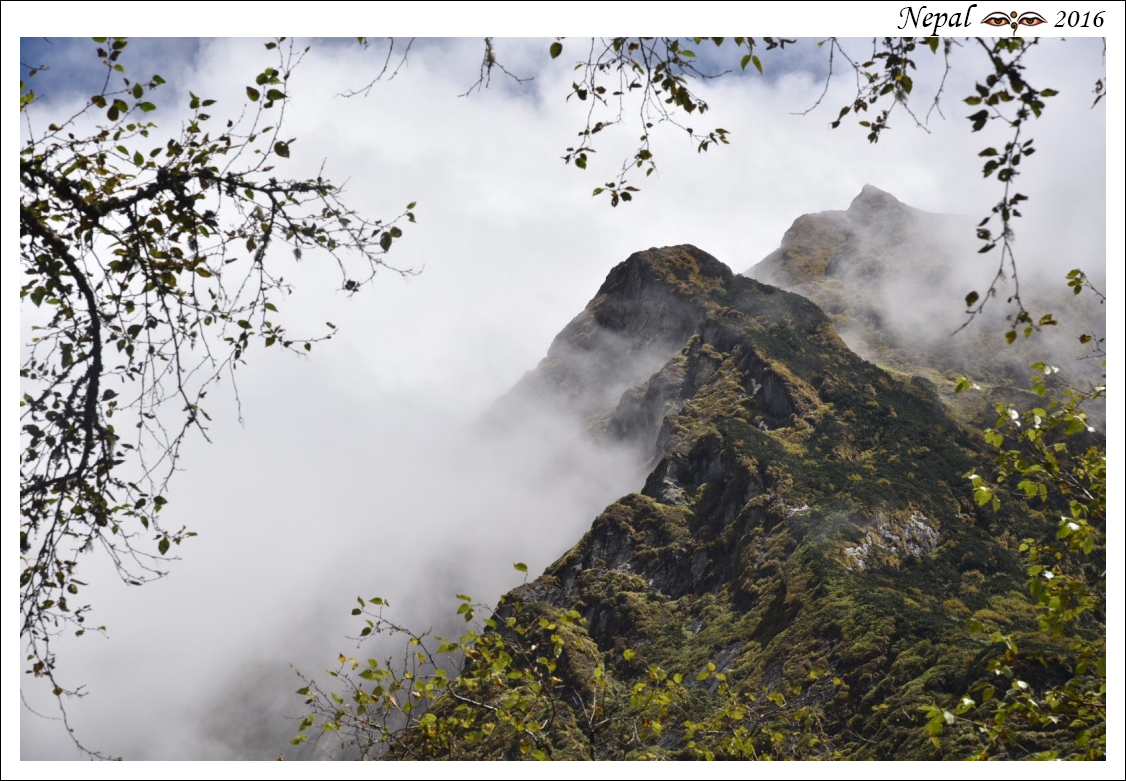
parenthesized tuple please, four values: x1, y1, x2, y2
(293, 583, 842, 760)
(930, 308, 1106, 759)
(19, 37, 415, 726)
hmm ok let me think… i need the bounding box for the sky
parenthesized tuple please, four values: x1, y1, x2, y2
(8, 5, 1123, 776)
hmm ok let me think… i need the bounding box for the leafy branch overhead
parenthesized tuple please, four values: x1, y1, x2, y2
(339, 36, 1090, 335)
(550, 37, 793, 207)
(19, 36, 415, 733)
(540, 36, 1087, 335)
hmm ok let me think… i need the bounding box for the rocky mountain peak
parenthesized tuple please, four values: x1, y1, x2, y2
(490, 246, 736, 428)
(468, 238, 1057, 760)
(849, 183, 904, 210)
(490, 245, 829, 443)
(600, 244, 734, 297)
(405, 184, 1102, 760)
(743, 187, 1103, 407)
(588, 245, 731, 339)
(846, 183, 921, 226)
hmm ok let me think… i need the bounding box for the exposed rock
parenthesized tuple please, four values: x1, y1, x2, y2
(843, 510, 940, 571)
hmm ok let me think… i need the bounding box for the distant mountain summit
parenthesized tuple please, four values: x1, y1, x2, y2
(751, 184, 938, 286)
(746, 185, 976, 372)
(745, 186, 1103, 423)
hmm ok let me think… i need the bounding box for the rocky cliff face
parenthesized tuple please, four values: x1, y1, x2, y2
(471, 232, 1073, 759)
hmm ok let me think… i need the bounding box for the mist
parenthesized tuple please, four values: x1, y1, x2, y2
(14, 31, 1113, 764)
(745, 184, 1106, 399)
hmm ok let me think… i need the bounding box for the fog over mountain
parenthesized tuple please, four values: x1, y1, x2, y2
(746, 185, 1106, 406)
(14, 32, 1113, 764)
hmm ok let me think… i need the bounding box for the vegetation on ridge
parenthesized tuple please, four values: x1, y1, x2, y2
(296, 247, 1105, 760)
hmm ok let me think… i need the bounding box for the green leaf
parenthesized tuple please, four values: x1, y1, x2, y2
(247, 86, 260, 102)
(273, 140, 290, 158)
(550, 42, 562, 59)
(751, 55, 763, 74)
(138, 102, 156, 112)
(266, 89, 285, 101)
(1065, 417, 1086, 435)
(513, 562, 528, 573)
(158, 537, 170, 555)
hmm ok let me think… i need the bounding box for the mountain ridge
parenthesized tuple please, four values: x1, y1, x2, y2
(357, 188, 1103, 761)
(394, 232, 1058, 758)
(487, 239, 1058, 758)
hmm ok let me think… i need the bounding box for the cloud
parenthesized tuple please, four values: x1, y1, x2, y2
(15, 35, 1110, 761)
